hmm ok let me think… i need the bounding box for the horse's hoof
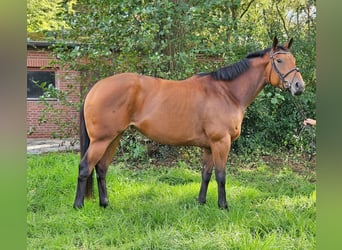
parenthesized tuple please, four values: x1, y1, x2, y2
(218, 203, 229, 211)
(100, 202, 113, 210)
(99, 201, 109, 208)
(198, 197, 206, 205)
(73, 204, 84, 209)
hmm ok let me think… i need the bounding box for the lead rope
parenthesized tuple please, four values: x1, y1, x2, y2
(290, 96, 316, 161)
(269, 50, 315, 160)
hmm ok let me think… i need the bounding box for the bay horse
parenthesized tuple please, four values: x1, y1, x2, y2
(73, 37, 305, 210)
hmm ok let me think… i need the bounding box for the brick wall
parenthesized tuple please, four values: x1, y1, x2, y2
(27, 47, 80, 138)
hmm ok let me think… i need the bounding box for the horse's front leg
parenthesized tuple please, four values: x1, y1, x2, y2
(211, 136, 231, 210)
(215, 167, 228, 210)
(198, 148, 214, 204)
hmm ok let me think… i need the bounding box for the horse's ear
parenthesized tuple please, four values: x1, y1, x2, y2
(272, 36, 279, 51)
(285, 38, 294, 49)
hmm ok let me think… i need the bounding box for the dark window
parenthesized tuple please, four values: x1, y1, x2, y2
(27, 70, 55, 99)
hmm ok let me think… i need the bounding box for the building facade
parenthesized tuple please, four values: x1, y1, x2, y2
(27, 42, 80, 138)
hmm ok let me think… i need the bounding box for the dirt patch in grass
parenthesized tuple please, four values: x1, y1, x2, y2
(114, 146, 317, 183)
(260, 154, 316, 181)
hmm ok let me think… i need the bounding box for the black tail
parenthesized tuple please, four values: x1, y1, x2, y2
(79, 103, 94, 198)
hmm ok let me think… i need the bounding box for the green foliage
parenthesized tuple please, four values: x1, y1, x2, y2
(27, 0, 71, 39)
(233, 84, 316, 156)
(31, 0, 316, 156)
(35, 81, 80, 143)
(119, 128, 150, 163)
(27, 152, 316, 249)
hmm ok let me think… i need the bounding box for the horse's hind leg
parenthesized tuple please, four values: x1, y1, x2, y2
(73, 140, 111, 209)
(95, 135, 122, 208)
(74, 151, 90, 209)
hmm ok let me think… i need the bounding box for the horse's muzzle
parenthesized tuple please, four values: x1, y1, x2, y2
(290, 81, 305, 96)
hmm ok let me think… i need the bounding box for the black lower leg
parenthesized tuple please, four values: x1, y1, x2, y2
(73, 157, 89, 209)
(73, 178, 87, 209)
(198, 168, 212, 204)
(215, 170, 228, 210)
(96, 166, 109, 208)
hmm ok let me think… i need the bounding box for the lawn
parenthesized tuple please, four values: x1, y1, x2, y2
(27, 152, 316, 249)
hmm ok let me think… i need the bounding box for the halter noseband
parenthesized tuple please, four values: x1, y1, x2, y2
(269, 50, 300, 89)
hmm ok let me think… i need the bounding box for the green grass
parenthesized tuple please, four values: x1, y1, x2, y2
(27, 152, 316, 249)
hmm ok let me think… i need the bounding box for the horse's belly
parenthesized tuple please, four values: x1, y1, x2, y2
(131, 116, 206, 147)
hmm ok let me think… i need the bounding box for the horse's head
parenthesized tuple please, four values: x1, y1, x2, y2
(268, 37, 305, 96)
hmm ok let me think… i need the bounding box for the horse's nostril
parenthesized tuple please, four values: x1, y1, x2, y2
(295, 81, 304, 91)
(293, 81, 305, 95)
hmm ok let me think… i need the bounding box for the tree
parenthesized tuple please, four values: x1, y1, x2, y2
(30, 0, 316, 156)
(27, 0, 68, 40)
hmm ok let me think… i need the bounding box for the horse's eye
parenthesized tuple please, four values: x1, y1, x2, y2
(276, 58, 282, 63)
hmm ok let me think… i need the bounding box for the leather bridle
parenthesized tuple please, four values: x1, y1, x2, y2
(269, 50, 300, 89)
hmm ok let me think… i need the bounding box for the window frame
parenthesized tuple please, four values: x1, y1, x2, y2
(27, 68, 57, 101)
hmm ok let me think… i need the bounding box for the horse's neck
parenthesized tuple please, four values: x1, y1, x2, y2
(229, 58, 269, 110)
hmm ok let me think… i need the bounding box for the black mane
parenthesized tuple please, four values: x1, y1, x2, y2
(198, 47, 280, 81)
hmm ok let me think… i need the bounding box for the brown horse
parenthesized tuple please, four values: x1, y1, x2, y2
(73, 37, 305, 210)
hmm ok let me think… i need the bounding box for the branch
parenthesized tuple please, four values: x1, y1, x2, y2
(240, 0, 256, 19)
(276, 5, 289, 37)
